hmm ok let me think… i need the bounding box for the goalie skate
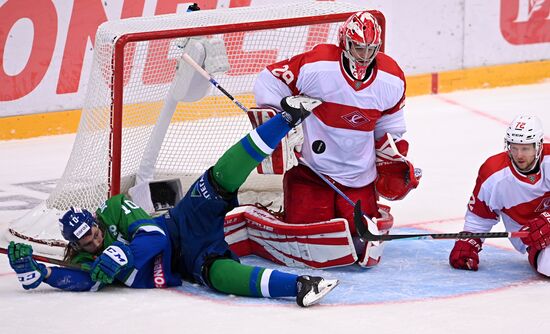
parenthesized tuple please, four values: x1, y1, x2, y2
(296, 275, 339, 307)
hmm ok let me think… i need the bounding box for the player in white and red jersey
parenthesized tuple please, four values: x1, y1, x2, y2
(450, 115, 550, 277)
(252, 11, 420, 267)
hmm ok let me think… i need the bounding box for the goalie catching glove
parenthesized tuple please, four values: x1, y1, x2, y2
(375, 133, 421, 200)
(248, 95, 322, 174)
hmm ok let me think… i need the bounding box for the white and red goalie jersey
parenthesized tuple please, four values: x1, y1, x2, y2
(464, 144, 550, 253)
(254, 44, 407, 188)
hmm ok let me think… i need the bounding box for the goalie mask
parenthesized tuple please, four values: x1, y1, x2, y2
(338, 11, 382, 80)
(59, 207, 96, 243)
(504, 115, 544, 173)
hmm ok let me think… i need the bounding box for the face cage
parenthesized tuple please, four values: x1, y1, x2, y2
(345, 38, 380, 67)
(505, 139, 543, 173)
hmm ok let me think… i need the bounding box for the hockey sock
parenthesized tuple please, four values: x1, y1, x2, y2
(208, 258, 298, 298)
(212, 113, 291, 193)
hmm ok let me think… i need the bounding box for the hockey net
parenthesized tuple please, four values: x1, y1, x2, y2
(6, 2, 385, 255)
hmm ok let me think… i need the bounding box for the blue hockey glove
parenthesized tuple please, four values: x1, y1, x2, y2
(90, 242, 134, 284)
(8, 241, 47, 290)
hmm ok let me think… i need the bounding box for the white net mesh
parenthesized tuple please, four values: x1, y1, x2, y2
(8, 2, 383, 252)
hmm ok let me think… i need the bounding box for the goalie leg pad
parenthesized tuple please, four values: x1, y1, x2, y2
(356, 204, 394, 268)
(283, 164, 337, 224)
(224, 205, 358, 269)
(334, 181, 381, 236)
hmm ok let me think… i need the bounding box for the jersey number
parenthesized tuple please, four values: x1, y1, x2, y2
(271, 65, 295, 85)
(121, 200, 139, 215)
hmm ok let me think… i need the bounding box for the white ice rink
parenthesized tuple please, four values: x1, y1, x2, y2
(1, 82, 550, 333)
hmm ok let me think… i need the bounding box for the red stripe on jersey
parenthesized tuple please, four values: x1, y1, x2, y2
(503, 192, 550, 225)
(312, 102, 381, 131)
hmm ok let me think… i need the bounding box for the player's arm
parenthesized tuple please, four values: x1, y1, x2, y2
(7, 242, 104, 291)
(126, 219, 169, 270)
(449, 175, 500, 271)
(44, 266, 104, 291)
(91, 195, 166, 284)
(253, 68, 293, 110)
(253, 48, 311, 110)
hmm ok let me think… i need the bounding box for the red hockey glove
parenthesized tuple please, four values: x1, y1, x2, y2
(449, 236, 482, 271)
(520, 211, 550, 252)
(374, 134, 421, 201)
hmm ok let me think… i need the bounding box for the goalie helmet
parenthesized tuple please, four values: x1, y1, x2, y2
(504, 115, 544, 170)
(338, 11, 382, 80)
(59, 207, 96, 243)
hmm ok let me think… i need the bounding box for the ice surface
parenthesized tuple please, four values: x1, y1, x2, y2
(1, 82, 550, 333)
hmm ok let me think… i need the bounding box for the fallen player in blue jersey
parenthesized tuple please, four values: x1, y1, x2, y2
(8, 95, 338, 307)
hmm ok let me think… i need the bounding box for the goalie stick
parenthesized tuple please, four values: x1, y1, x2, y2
(0, 247, 88, 271)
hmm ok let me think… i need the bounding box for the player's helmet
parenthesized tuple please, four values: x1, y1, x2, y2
(338, 11, 382, 80)
(504, 115, 544, 170)
(59, 207, 95, 243)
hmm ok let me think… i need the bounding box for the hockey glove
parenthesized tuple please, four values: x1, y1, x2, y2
(280, 95, 322, 127)
(374, 133, 421, 201)
(8, 242, 47, 290)
(520, 211, 550, 252)
(90, 241, 134, 284)
(449, 236, 482, 271)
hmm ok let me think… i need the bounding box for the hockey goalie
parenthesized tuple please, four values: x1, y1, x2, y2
(223, 10, 421, 270)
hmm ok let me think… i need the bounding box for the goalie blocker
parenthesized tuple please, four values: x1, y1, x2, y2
(223, 204, 393, 269)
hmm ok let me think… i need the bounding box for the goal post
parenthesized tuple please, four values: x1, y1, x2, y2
(6, 2, 385, 255)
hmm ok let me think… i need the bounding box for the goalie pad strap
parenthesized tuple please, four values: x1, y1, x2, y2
(224, 205, 357, 269)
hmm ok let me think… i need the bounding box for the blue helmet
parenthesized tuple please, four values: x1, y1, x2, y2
(59, 207, 96, 243)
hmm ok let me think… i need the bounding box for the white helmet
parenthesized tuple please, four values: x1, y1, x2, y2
(505, 115, 544, 145)
(505, 115, 544, 172)
(338, 11, 382, 80)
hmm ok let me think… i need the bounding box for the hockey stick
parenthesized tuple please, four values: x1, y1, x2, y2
(182, 53, 532, 243)
(0, 247, 88, 271)
(181, 53, 375, 237)
(182, 53, 248, 113)
(352, 201, 528, 241)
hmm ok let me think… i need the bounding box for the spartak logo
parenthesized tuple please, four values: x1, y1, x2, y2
(342, 111, 370, 127)
(500, 0, 550, 44)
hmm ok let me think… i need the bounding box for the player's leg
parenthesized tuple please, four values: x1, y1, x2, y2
(206, 258, 339, 307)
(283, 164, 336, 224)
(212, 96, 319, 193)
(530, 246, 550, 277)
